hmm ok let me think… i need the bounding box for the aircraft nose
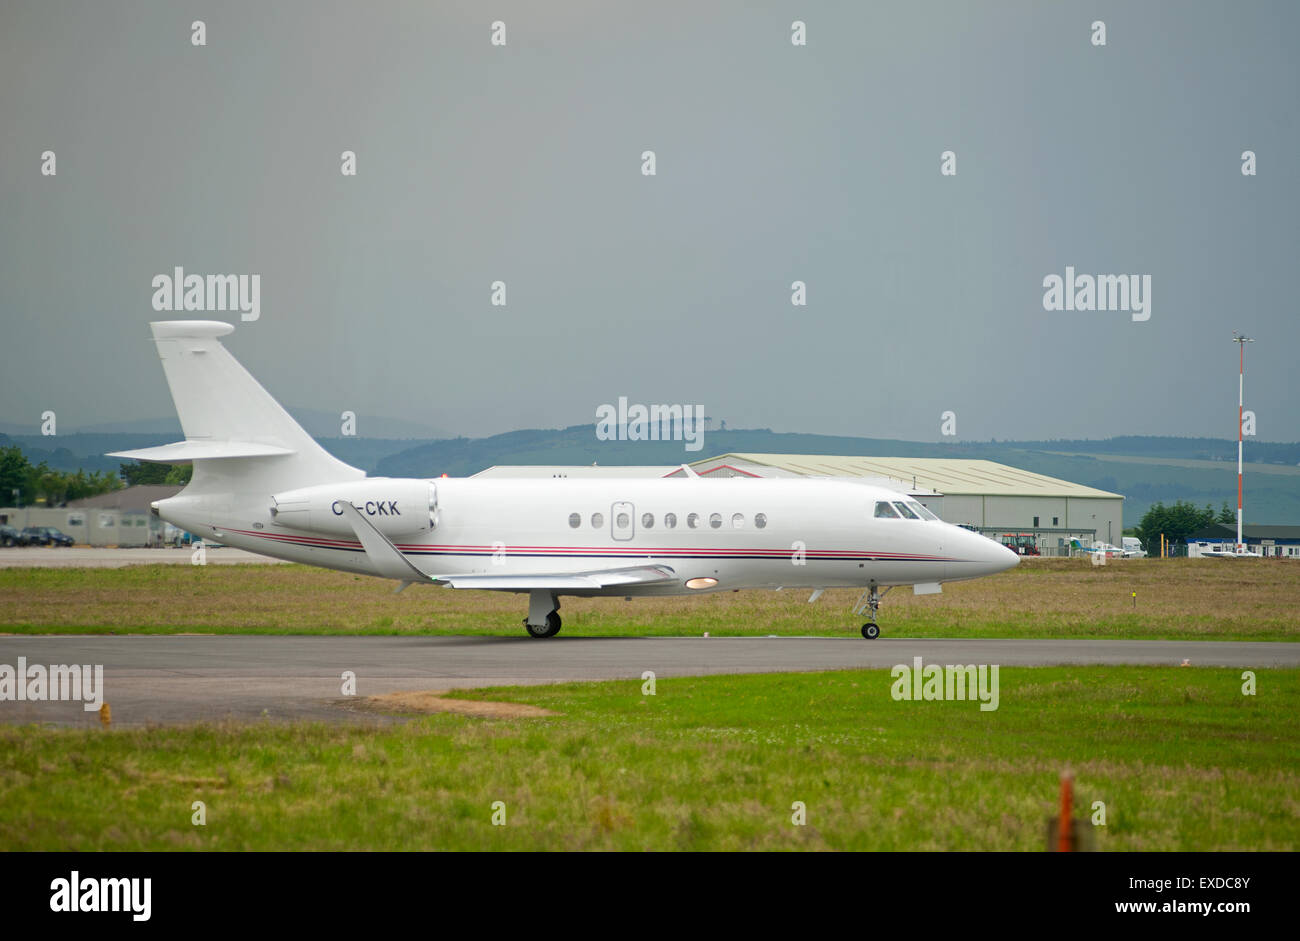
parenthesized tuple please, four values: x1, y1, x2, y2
(943, 528, 1020, 581)
(969, 530, 1020, 574)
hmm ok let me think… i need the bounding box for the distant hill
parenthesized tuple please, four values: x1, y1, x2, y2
(0, 434, 177, 474)
(371, 426, 1300, 476)
(0, 406, 445, 441)
(995, 436, 1300, 465)
(0, 433, 421, 479)
(373, 426, 951, 478)
(373, 427, 1300, 527)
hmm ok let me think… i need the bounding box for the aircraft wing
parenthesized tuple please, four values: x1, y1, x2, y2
(334, 501, 679, 590)
(432, 564, 679, 591)
(337, 501, 430, 581)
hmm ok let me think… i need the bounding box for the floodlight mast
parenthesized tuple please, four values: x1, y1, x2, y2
(1233, 333, 1254, 551)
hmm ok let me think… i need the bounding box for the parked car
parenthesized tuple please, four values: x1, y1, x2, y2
(0, 525, 30, 547)
(41, 527, 75, 547)
(21, 526, 74, 547)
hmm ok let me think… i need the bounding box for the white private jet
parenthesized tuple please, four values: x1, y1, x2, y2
(1202, 545, 1262, 559)
(1070, 538, 1127, 558)
(109, 321, 1019, 639)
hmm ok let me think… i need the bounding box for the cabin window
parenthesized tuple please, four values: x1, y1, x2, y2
(709, 513, 722, 529)
(731, 513, 745, 528)
(893, 502, 919, 520)
(591, 512, 604, 528)
(616, 512, 630, 528)
(568, 513, 581, 528)
(874, 501, 900, 519)
(754, 513, 767, 529)
(664, 512, 677, 528)
(642, 513, 654, 529)
(687, 513, 700, 529)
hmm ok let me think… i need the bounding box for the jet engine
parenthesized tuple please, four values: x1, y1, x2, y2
(270, 478, 437, 539)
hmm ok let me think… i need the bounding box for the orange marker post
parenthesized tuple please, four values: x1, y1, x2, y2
(1058, 772, 1074, 852)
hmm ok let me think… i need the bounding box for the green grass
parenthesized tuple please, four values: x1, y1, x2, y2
(2, 558, 1297, 641)
(2, 666, 1295, 850)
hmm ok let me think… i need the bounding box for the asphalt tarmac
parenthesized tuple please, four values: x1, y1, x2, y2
(1, 635, 1295, 727)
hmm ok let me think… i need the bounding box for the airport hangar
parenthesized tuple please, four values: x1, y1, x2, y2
(0, 484, 182, 547)
(473, 454, 1125, 553)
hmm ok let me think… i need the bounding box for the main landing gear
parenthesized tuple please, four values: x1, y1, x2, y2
(853, 585, 892, 640)
(525, 612, 561, 638)
(523, 591, 562, 638)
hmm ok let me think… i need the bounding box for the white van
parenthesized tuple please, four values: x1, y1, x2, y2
(1122, 537, 1147, 558)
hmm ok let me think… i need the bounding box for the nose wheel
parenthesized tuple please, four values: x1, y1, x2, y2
(853, 585, 890, 640)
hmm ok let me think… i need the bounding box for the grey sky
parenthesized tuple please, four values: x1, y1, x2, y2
(2, 1, 1296, 441)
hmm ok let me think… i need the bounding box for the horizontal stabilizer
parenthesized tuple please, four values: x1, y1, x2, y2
(108, 440, 296, 463)
(434, 564, 677, 591)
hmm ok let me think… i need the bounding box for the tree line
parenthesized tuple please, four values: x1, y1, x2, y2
(1134, 500, 1236, 552)
(0, 445, 190, 507)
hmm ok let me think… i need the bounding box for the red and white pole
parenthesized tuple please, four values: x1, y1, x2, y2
(1233, 334, 1253, 551)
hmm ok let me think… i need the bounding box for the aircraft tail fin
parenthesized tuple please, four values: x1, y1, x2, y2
(110, 321, 363, 492)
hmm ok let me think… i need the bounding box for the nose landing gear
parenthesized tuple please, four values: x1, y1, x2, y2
(853, 585, 891, 640)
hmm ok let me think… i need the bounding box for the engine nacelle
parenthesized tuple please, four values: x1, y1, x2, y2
(270, 478, 437, 539)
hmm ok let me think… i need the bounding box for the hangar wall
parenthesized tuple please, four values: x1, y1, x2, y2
(942, 494, 1124, 547)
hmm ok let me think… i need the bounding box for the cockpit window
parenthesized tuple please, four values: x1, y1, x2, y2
(893, 501, 920, 520)
(908, 501, 939, 521)
(874, 501, 900, 519)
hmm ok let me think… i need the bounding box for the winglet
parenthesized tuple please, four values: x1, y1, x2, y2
(336, 501, 430, 583)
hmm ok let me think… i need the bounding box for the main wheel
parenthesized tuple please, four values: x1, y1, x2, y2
(525, 611, 562, 638)
(861, 622, 880, 640)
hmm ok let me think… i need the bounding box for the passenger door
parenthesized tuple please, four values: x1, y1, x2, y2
(611, 502, 635, 541)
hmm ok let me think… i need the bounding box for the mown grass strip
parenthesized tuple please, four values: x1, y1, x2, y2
(3, 558, 1298, 641)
